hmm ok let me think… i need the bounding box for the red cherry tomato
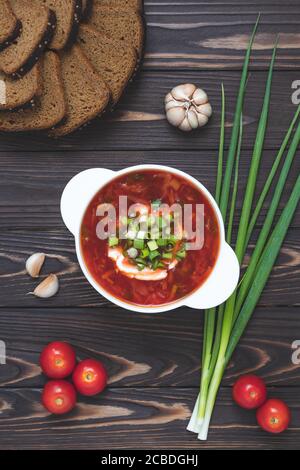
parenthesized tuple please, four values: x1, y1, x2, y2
(233, 375, 267, 410)
(42, 380, 77, 415)
(72, 359, 108, 396)
(40, 341, 76, 379)
(257, 399, 291, 434)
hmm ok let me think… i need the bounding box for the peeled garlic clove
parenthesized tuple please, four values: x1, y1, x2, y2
(26, 253, 45, 278)
(187, 109, 199, 130)
(193, 88, 209, 105)
(166, 107, 186, 127)
(30, 274, 59, 299)
(179, 116, 193, 132)
(171, 83, 196, 101)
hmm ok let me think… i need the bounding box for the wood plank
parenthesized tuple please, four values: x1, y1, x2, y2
(0, 387, 299, 449)
(0, 150, 299, 229)
(0, 307, 299, 388)
(0, 71, 299, 151)
(0, 228, 299, 307)
(143, 0, 300, 71)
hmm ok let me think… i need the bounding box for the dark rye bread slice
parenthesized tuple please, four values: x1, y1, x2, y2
(0, 62, 42, 110)
(49, 45, 110, 137)
(0, 0, 22, 51)
(88, 5, 144, 57)
(0, 52, 66, 131)
(94, 0, 143, 12)
(0, 0, 57, 78)
(78, 24, 137, 106)
(40, 0, 82, 50)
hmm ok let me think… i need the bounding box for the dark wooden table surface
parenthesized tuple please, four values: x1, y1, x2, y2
(0, 0, 299, 450)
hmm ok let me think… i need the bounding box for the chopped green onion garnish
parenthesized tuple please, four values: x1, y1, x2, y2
(109, 237, 119, 247)
(147, 240, 159, 251)
(151, 199, 161, 209)
(162, 252, 173, 259)
(157, 238, 168, 247)
(141, 248, 150, 258)
(176, 250, 186, 260)
(133, 239, 144, 250)
(169, 234, 179, 243)
(149, 250, 160, 261)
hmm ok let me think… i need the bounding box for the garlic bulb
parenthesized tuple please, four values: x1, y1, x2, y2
(165, 84, 212, 132)
(30, 274, 59, 299)
(26, 253, 46, 278)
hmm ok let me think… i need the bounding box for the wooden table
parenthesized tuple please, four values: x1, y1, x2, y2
(0, 0, 299, 450)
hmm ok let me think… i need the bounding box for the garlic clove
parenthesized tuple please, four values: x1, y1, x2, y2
(30, 274, 59, 299)
(187, 109, 199, 130)
(26, 253, 46, 278)
(197, 102, 213, 118)
(165, 92, 174, 104)
(193, 88, 209, 105)
(171, 83, 196, 101)
(197, 113, 209, 127)
(165, 99, 183, 112)
(166, 107, 186, 127)
(179, 116, 193, 132)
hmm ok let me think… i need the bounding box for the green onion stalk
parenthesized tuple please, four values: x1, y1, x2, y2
(188, 15, 260, 434)
(187, 21, 300, 440)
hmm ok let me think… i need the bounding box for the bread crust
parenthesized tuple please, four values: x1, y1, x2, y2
(0, 0, 18, 45)
(0, 51, 67, 131)
(43, 0, 83, 50)
(0, 62, 43, 111)
(0, 5, 57, 78)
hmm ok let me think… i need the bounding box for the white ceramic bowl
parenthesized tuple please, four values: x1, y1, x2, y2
(61, 165, 240, 313)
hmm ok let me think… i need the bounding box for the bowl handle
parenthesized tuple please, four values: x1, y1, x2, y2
(185, 243, 240, 310)
(60, 168, 115, 236)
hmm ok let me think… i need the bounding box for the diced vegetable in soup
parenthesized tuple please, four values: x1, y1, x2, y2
(80, 170, 220, 307)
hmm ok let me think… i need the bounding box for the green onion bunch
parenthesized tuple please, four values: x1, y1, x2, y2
(188, 16, 300, 440)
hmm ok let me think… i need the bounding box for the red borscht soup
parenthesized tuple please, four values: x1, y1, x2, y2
(80, 170, 220, 307)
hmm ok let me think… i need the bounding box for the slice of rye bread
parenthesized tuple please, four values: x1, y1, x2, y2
(0, 0, 22, 52)
(0, 0, 57, 78)
(88, 5, 144, 57)
(40, 0, 82, 50)
(0, 51, 67, 131)
(0, 62, 42, 110)
(94, 0, 143, 12)
(49, 44, 110, 137)
(78, 25, 137, 106)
